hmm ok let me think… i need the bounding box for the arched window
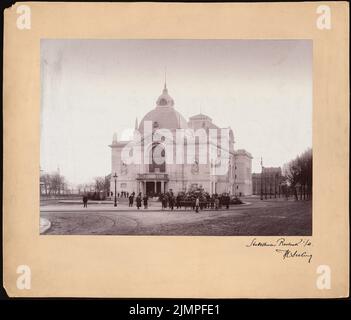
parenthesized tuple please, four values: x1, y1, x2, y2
(149, 143, 166, 173)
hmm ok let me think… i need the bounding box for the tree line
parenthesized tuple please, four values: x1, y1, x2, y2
(40, 172, 68, 195)
(40, 172, 110, 198)
(77, 176, 111, 199)
(283, 148, 312, 200)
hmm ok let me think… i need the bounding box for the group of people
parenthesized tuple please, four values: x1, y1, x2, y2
(128, 192, 149, 210)
(111, 191, 130, 198)
(159, 192, 232, 212)
(84, 189, 237, 211)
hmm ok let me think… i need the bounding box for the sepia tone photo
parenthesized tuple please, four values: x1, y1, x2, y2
(3, 2, 349, 299)
(40, 39, 312, 236)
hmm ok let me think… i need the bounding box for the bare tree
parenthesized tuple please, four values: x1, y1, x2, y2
(40, 173, 51, 195)
(40, 172, 67, 196)
(283, 148, 312, 200)
(94, 177, 105, 193)
(103, 176, 111, 196)
(93, 176, 111, 198)
(301, 148, 312, 200)
(283, 159, 300, 200)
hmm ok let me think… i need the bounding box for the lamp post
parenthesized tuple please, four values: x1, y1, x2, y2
(113, 172, 118, 207)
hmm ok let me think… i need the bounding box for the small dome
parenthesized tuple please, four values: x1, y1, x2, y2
(155, 84, 174, 108)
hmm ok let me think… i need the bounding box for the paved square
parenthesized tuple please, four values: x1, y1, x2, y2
(40, 197, 312, 236)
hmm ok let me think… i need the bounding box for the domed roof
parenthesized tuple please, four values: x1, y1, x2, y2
(156, 84, 174, 108)
(138, 84, 188, 132)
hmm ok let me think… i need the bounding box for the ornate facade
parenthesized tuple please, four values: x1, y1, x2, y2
(110, 84, 252, 196)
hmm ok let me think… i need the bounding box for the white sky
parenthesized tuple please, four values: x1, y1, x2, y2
(40, 39, 312, 186)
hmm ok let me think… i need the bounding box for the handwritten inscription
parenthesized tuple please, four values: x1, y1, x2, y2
(246, 238, 312, 263)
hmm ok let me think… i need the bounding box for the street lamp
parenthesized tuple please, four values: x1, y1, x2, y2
(113, 172, 118, 207)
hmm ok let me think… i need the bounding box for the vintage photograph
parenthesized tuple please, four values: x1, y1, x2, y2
(40, 39, 312, 236)
(4, 2, 349, 299)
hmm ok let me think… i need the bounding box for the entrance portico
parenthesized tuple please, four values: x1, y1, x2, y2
(137, 173, 169, 196)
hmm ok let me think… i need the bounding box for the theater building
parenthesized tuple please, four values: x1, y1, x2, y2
(110, 83, 252, 196)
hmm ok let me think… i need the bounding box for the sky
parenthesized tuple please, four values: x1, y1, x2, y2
(40, 39, 312, 186)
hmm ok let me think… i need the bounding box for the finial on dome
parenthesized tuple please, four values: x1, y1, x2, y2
(163, 67, 168, 94)
(112, 132, 117, 143)
(134, 117, 138, 130)
(164, 67, 167, 89)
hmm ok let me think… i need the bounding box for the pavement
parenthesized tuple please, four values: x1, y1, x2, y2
(40, 197, 312, 235)
(40, 218, 51, 234)
(40, 201, 251, 212)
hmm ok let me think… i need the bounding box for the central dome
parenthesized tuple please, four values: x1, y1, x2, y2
(138, 84, 188, 132)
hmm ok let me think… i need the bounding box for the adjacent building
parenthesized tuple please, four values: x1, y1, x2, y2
(252, 167, 283, 196)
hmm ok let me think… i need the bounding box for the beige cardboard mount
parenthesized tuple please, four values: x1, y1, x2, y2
(3, 2, 349, 298)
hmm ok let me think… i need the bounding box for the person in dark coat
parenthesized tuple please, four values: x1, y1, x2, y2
(191, 196, 196, 210)
(161, 194, 168, 210)
(176, 194, 182, 209)
(225, 194, 230, 209)
(128, 194, 134, 207)
(136, 193, 142, 210)
(83, 195, 88, 208)
(169, 195, 175, 211)
(143, 194, 148, 209)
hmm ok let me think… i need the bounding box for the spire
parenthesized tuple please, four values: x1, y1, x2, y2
(112, 132, 117, 143)
(164, 67, 167, 89)
(156, 70, 174, 107)
(134, 117, 138, 130)
(163, 67, 168, 93)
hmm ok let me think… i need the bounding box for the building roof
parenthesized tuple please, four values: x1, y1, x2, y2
(189, 113, 212, 121)
(234, 149, 253, 158)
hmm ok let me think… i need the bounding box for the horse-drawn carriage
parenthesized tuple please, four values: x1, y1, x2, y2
(159, 188, 241, 211)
